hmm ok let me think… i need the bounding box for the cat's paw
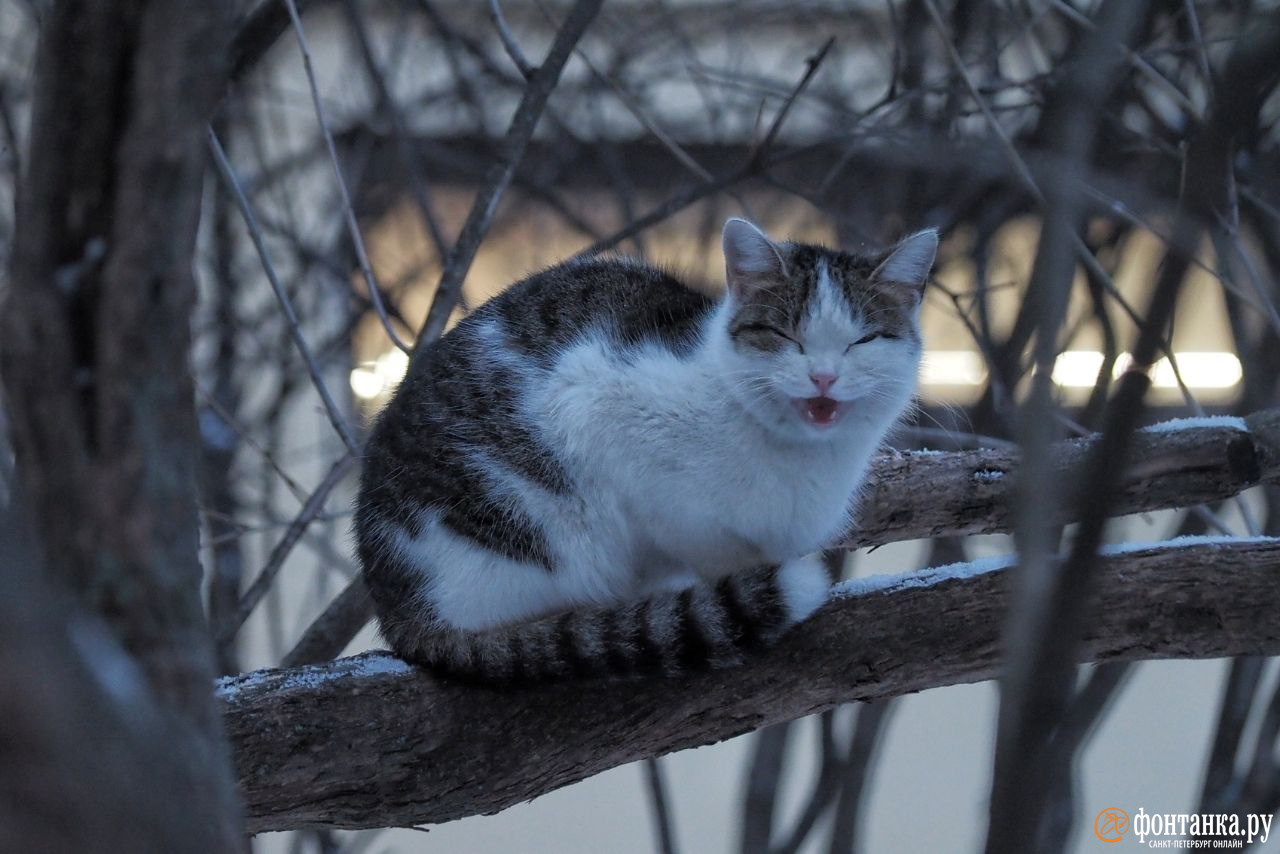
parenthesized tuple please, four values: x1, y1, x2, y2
(777, 555, 831, 625)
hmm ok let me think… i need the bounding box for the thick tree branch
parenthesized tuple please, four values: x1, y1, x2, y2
(223, 537, 1280, 833)
(841, 409, 1279, 548)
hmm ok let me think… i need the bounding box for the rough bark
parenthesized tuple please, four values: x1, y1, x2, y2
(222, 536, 1280, 833)
(0, 0, 243, 846)
(842, 408, 1280, 549)
(3, 0, 232, 729)
(0, 492, 237, 853)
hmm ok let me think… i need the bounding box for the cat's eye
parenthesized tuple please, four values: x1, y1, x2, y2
(846, 332, 880, 351)
(739, 322, 802, 350)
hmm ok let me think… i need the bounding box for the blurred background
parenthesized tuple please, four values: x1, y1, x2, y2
(1, 1, 1278, 852)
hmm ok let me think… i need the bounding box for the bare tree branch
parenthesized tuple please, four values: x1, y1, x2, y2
(644, 757, 681, 854)
(489, 0, 534, 80)
(282, 575, 374, 668)
(222, 537, 1280, 833)
(208, 128, 362, 455)
(842, 409, 1278, 550)
(826, 701, 893, 854)
(229, 0, 323, 84)
(281, 0, 413, 353)
(989, 12, 1280, 848)
(411, 0, 604, 354)
(219, 452, 356, 646)
(739, 723, 792, 854)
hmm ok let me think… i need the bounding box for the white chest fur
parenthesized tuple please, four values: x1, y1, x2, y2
(527, 331, 882, 582)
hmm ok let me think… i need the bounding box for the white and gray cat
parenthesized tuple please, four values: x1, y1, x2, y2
(355, 219, 936, 684)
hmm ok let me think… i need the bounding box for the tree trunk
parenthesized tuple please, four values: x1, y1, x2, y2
(0, 1, 243, 847)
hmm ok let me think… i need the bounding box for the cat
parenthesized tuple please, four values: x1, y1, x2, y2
(354, 218, 936, 685)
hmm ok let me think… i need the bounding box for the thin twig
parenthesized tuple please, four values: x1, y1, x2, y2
(1198, 657, 1266, 813)
(195, 383, 308, 502)
(489, 0, 534, 79)
(748, 37, 835, 167)
(644, 758, 680, 854)
(208, 128, 361, 455)
(282, 576, 373, 668)
(570, 43, 714, 183)
(341, 0, 450, 262)
(219, 453, 356, 646)
(574, 139, 828, 260)
(922, 1, 1040, 198)
(926, 0, 1189, 380)
(1047, 0, 1199, 117)
(410, 0, 605, 357)
(773, 712, 843, 854)
(281, 0, 413, 354)
(826, 702, 894, 854)
(740, 723, 792, 854)
(1239, 669, 1280, 816)
(1182, 0, 1215, 95)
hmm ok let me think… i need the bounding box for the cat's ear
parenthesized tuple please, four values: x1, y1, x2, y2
(872, 229, 938, 300)
(723, 218, 785, 297)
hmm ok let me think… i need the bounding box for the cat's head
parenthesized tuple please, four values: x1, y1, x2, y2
(716, 218, 935, 441)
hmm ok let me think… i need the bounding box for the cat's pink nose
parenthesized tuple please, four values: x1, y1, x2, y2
(809, 372, 837, 394)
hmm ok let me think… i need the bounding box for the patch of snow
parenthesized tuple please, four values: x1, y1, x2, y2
(831, 535, 1279, 601)
(973, 469, 1005, 483)
(833, 553, 1015, 599)
(215, 652, 412, 702)
(1141, 415, 1248, 434)
(349, 654, 416, 676)
(1098, 534, 1279, 556)
(908, 448, 948, 457)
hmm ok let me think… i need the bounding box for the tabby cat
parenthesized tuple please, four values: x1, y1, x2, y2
(354, 218, 936, 684)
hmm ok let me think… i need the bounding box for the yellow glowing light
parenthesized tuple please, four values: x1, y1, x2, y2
(350, 349, 411, 400)
(921, 350, 988, 386)
(920, 349, 1242, 390)
(349, 366, 384, 399)
(1050, 350, 1107, 388)
(1148, 352, 1242, 389)
(374, 349, 409, 385)
(1110, 351, 1243, 389)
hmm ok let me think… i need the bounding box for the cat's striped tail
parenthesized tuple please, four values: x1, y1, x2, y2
(386, 556, 832, 686)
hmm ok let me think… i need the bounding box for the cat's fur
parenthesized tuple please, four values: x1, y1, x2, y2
(355, 219, 936, 684)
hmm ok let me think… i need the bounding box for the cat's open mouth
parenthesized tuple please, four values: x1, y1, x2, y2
(797, 396, 846, 428)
